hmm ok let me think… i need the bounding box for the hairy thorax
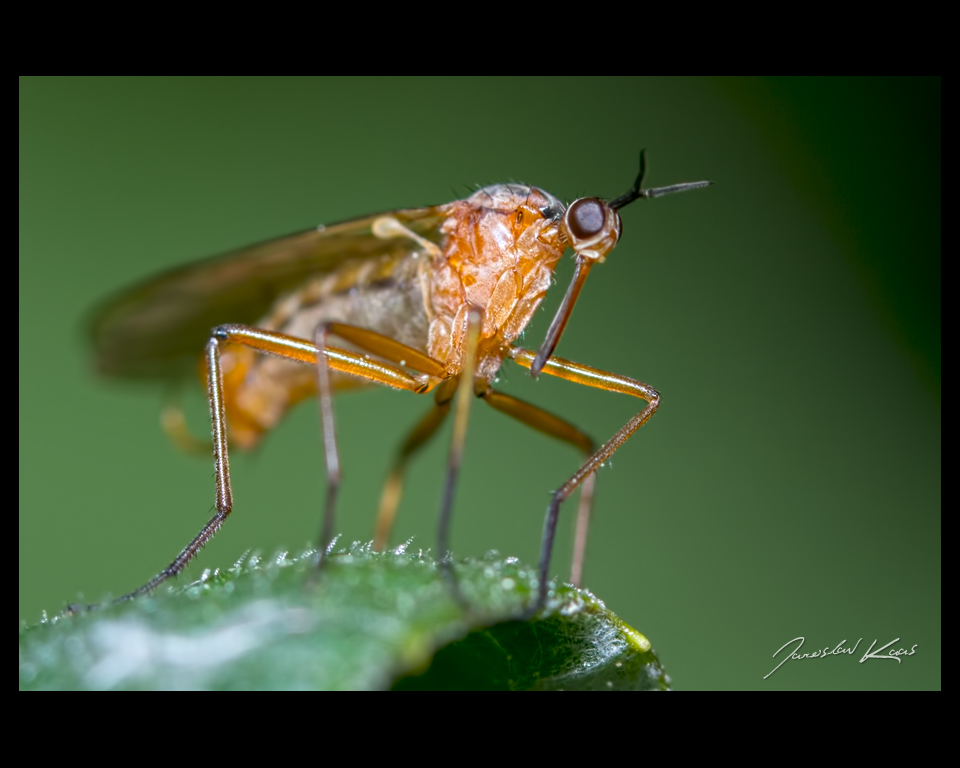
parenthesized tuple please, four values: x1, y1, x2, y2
(428, 185, 566, 384)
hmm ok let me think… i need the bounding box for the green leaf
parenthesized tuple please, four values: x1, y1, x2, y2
(19, 545, 668, 690)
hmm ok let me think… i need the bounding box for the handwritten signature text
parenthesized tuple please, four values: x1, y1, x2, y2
(764, 636, 917, 679)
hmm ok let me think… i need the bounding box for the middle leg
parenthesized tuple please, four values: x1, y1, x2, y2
(373, 380, 456, 550)
(480, 389, 597, 587)
(311, 321, 449, 563)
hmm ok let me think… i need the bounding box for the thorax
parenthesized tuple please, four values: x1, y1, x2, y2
(427, 184, 566, 383)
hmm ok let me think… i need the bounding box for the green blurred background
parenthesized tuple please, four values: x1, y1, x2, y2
(19, 77, 940, 689)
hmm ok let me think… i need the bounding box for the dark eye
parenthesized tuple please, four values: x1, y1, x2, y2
(567, 198, 606, 240)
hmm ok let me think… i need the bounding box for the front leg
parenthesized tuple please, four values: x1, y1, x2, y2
(510, 347, 660, 613)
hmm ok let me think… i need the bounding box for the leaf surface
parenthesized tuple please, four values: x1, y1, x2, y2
(19, 546, 667, 691)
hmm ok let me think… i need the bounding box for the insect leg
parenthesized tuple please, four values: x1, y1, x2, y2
(509, 347, 660, 612)
(111, 337, 236, 603)
(316, 322, 447, 376)
(310, 322, 450, 562)
(109, 324, 440, 604)
(302, 322, 454, 552)
(211, 323, 446, 567)
(437, 307, 482, 587)
(160, 402, 210, 455)
(374, 393, 452, 550)
(215, 324, 439, 389)
(479, 389, 598, 588)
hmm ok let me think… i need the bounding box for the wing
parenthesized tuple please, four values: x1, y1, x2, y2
(92, 205, 450, 379)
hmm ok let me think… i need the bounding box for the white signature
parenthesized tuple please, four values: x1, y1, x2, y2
(764, 637, 918, 679)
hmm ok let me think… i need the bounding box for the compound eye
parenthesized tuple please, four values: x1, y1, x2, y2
(567, 198, 606, 242)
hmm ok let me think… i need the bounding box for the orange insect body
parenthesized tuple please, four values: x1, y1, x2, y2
(219, 185, 566, 448)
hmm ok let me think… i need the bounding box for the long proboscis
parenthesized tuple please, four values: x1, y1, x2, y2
(531, 257, 592, 378)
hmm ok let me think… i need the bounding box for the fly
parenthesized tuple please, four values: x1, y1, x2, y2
(90, 152, 710, 612)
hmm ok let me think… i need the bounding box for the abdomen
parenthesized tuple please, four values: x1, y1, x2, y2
(220, 253, 430, 448)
